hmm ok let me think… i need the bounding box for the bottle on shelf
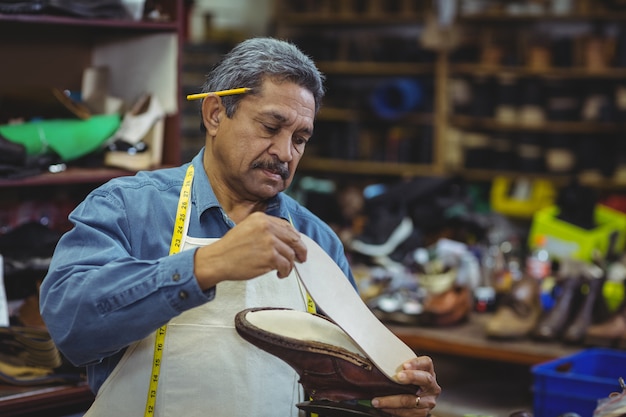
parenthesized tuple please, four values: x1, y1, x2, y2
(526, 234, 552, 280)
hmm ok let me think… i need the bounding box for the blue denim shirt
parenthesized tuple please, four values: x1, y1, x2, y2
(40, 149, 356, 394)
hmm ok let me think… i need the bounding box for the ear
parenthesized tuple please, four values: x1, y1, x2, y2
(201, 94, 223, 136)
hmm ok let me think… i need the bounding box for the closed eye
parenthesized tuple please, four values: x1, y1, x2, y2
(293, 136, 308, 146)
(263, 124, 280, 134)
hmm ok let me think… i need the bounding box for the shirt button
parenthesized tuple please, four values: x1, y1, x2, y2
(178, 291, 188, 300)
(172, 273, 181, 282)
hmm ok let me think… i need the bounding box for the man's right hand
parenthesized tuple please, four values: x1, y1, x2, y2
(193, 212, 307, 290)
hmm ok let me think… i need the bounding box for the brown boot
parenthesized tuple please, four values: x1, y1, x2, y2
(533, 260, 584, 341)
(563, 263, 607, 345)
(585, 302, 626, 348)
(486, 275, 542, 339)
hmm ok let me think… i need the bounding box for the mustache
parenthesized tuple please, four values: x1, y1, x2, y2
(251, 159, 290, 180)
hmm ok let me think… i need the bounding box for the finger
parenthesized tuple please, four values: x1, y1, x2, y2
(273, 219, 307, 263)
(396, 369, 438, 393)
(272, 237, 304, 278)
(372, 393, 436, 416)
(403, 356, 436, 373)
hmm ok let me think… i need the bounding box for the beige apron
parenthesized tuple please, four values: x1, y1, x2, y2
(85, 221, 309, 417)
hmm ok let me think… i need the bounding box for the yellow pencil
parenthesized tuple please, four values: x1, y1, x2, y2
(186, 87, 251, 101)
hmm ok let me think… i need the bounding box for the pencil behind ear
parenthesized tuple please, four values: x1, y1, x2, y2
(201, 94, 222, 135)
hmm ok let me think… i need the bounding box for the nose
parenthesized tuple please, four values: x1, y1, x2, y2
(269, 132, 293, 163)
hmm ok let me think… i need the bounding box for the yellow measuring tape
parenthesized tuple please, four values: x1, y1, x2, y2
(144, 164, 316, 415)
(144, 164, 194, 417)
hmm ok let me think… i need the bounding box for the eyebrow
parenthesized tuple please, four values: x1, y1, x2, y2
(261, 110, 313, 137)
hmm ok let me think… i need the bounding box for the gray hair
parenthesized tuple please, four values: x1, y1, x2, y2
(202, 37, 326, 117)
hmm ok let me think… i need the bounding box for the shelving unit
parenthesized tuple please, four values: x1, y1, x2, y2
(272, 0, 626, 191)
(272, 0, 447, 179)
(271, 0, 624, 371)
(0, 3, 184, 414)
(447, 0, 626, 189)
(0, 0, 184, 232)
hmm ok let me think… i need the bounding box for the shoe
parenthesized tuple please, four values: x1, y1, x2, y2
(419, 285, 472, 327)
(518, 77, 546, 127)
(545, 134, 576, 175)
(368, 289, 424, 326)
(494, 74, 519, 125)
(350, 215, 413, 257)
(585, 306, 626, 349)
(585, 36, 610, 72)
(15, 294, 47, 330)
(104, 93, 165, 170)
(0, 326, 62, 369)
(562, 263, 607, 344)
(491, 133, 516, 170)
(516, 133, 544, 173)
(545, 79, 580, 122)
(533, 261, 584, 341)
(486, 276, 542, 339)
(527, 43, 551, 71)
(416, 258, 457, 295)
(234, 308, 419, 402)
(0, 86, 91, 124)
(0, 132, 26, 166)
(462, 131, 492, 169)
(106, 93, 164, 145)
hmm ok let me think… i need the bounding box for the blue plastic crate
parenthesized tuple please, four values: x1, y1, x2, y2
(532, 348, 626, 417)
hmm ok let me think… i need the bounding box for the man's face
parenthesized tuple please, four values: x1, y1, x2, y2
(210, 79, 316, 201)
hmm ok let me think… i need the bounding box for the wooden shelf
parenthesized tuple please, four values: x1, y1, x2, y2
(0, 14, 179, 31)
(458, 11, 626, 22)
(317, 61, 434, 76)
(450, 63, 626, 79)
(389, 312, 581, 366)
(318, 107, 434, 125)
(450, 115, 622, 134)
(0, 383, 94, 417)
(0, 167, 136, 188)
(274, 13, 426, 26)
(299, 157, 444, 177)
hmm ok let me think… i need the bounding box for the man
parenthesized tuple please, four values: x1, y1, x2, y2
(40, 37, 440, 416)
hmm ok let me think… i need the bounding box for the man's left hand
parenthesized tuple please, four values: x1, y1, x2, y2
(371, 356, 441, 416)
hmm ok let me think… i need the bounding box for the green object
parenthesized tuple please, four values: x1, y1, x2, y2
(528, 205, 626, 262)
(0, 114, 121, 161)
(603, 280, 625, 313)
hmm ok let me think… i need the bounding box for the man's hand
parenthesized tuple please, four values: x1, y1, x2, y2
(193, 212, 307, 290)
(371, 356, 441, 417)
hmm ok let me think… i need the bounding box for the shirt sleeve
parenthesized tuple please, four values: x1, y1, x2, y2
(39, 190, 214, 367)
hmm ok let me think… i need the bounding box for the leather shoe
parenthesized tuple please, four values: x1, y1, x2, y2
(419, 285, 472, 327)
(485, 275, 541, 339)
(234, 307, 418, 402)
(562, 263, 607, 344)
(533, 260, 584, 341)
(585, 301, 626, 348)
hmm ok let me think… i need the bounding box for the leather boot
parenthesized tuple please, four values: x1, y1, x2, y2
(562, 263, 607, 344)
(585, 301, 626, 348)
(485, 275, 542, 339)
(533, 261, 584, 341)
